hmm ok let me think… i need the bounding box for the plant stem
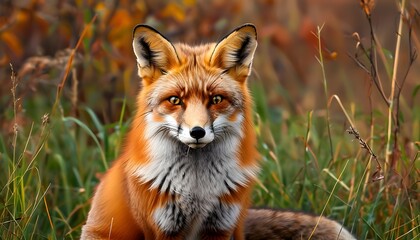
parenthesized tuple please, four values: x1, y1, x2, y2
(385, 0, 406, 173)
(315, 24, 334, 161)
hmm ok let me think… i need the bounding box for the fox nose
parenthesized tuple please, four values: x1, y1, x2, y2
(190, 126, 206, 140)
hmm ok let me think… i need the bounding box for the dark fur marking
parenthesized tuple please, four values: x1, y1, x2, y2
(235, 35, 251, 64)
(165, 180, 172, 194)
(226, 174, 239, 188)
(162, 202, 185, 236)
(210, 160, 222, 175)
(176, 208, 186, 231)
(181, 164, 192, 180)
(139, 37, 157, 66)
(224, 180, 235, 194)
(158, 164, 175, 192)
(178, 162, 187, 172)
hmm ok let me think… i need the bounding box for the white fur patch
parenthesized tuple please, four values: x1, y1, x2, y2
(177, 124, 215, 149)
(133, 112, 258, 236)
(135, 113, 255, 195)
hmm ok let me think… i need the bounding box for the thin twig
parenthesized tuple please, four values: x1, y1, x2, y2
(366, 14, 387, 101)
(391, 12, 418, 168)
(347, 126, 384, 182)
(328, 95, 383, 182)
(349, 34, 390, 106)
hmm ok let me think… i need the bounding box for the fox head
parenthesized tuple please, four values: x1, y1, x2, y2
(132, 24, 257, 149)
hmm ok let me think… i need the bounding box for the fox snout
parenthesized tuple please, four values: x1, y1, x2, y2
(179, 120, 215, 149)
(174, 99, 215, 149)
(190, 126, 206, 140)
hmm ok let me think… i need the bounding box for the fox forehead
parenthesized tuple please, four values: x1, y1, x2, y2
(169, 42, 225, 94)
(146, 43, 244, 104)
(174, 42, 216, 64)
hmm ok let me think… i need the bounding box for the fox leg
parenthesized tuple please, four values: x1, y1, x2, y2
(200, 202, 246, 240)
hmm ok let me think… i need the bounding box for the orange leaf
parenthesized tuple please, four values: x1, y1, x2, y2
(161, 3, 185, 22)
(0, 32, 23, 57)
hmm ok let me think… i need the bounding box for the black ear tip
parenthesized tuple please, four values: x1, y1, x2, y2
(132, 24, 161, 38)
(234, 23, 257, 40)
(241, 23, 256, 30)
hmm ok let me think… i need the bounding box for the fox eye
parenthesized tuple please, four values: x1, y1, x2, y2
(211, 95, 223, 105)
(168, 96, 181, 105)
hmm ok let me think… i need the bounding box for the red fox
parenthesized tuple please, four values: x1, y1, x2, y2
(81, 24, 355, 240)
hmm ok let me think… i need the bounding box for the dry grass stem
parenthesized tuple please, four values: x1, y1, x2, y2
(51, 15, 97, 117)
(385, 0, 407, 173)
(347, 126, 384, 182)
(313, 23, 334, 161)
(348, 33, 389, 106)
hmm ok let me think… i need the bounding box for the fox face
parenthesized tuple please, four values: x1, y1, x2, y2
(133, 24, 257, 149)
(140, 64, 245, 149)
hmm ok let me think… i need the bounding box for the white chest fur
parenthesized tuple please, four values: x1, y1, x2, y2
(132, 116, 257, 236)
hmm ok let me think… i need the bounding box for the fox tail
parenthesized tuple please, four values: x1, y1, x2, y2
(244, 209, 355, 240)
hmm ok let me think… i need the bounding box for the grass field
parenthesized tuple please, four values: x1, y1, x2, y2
(1, 1, 419, 239)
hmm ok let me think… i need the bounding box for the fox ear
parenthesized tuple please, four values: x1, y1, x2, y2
(209, 24, 257, 78)
(132, 25, 180, 79)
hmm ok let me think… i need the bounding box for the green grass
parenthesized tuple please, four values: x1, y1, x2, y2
(1, 66, 418, 239)
(0, 100, 131, 239)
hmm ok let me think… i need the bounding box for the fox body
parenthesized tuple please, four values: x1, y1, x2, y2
(81, 24, 355, 240)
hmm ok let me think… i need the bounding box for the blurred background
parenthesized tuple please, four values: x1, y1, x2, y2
(0, 0, 419, 239)
(1, 0, 419, 127)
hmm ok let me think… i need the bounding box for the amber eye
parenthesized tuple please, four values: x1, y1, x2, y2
(212, 95, 223, 105)
(168, 96, 181, 105)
